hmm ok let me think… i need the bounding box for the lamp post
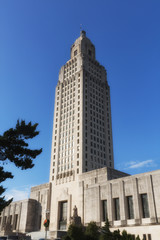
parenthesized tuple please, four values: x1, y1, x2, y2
(44, 209, 50, 240)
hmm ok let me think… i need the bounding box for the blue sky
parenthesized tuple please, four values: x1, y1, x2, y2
(0, 0, 160, 201)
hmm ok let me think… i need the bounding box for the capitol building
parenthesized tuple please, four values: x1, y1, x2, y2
(0, 31, 160, 240)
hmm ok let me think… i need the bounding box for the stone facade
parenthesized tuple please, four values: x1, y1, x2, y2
(0, 199, 38, 234)
(30, 183, 51, 231)
(47, 168, 160, 239)
(49, 30, 114, 184)
(0, 32, 160, 240)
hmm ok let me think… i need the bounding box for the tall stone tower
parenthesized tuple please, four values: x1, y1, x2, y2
(49, 31, 114, 184)
(1, 32, 160, 240)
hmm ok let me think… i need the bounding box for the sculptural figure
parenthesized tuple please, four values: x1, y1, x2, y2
(70, 205, 81, 225)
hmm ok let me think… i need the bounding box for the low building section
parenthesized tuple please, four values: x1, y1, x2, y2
(0, 199, 37, 234)
(50, 168, 160, 229)
(0, 168, 160, 239)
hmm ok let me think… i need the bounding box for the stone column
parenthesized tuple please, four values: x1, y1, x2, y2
(107, 183, 113, 225)
(67, 194, 72, 226)
(132, 178, 141, 224)
(97, 185, 101, 226)
(12, 203, 17, 230)
(119, 180, 126, 225)
(55, 199, 59, 230)
(7, 205, 11, 221)
(146, 175, 157, 223)
(79, 181, 84, 224)
(18, 202, 22, 232)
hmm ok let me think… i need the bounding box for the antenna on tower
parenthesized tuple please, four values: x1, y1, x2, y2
(80, 24, 86, 37)
(80, 24, 82, 32)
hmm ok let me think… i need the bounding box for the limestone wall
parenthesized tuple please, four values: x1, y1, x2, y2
(30, 183, 50, 231)
(0, 199, 37, 234)
(49, 168, 160, 240)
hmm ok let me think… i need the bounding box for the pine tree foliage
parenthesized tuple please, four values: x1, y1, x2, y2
(0, 120, 42, 212)
(121, 230, 135, 240)
(0, 120, 42, 169)
(85, 221, 100, 240)
(67, 224, 84, 240)
(63, 220, 142, 240)
(112, 229, 122, 240)
(135, 236, 141, 240)
(100, 219, 113, 240)
(62, 236, 71, 240)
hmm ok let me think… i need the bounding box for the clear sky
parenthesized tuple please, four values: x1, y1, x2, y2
(0, 0, 160, 201)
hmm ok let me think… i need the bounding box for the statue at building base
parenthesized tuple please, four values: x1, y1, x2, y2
(70, 205, 81, 226)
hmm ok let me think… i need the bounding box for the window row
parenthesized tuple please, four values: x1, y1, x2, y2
(60, 123, 74, 132)
(85, 76, 104, 87)
(59, 130, 74, 138)
(64, 57, 77, 68)
(57, 164, 74, 172)
(64, 64, 77, 73)
(62, 80, 76, 89)
(0, 214, 19, 231)
(102, 194, 150, 222)
(59, 137, 74, 145)
(60, 117, 75, 125)
(59, 146, 74, 154)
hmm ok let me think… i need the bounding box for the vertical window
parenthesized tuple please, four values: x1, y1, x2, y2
(13, 214, 18, 230)
(143, 234, 146, 240)
(141, 194, 150, 218)
(8, 215, 12, 224)
(59, 201, 68, 230)
(39, 215, 42, 230)
(127, 196, 134, 219)
(114, 198, 120, 220)
(148, 234, 152, 240)
(88, 50, 92, 56)
(3, 216, 7, 225)
(102, 200, 107, 221)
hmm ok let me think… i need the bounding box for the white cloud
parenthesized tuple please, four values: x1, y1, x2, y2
(127, 159, 154, 169)
(5, 187, 30, 202)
